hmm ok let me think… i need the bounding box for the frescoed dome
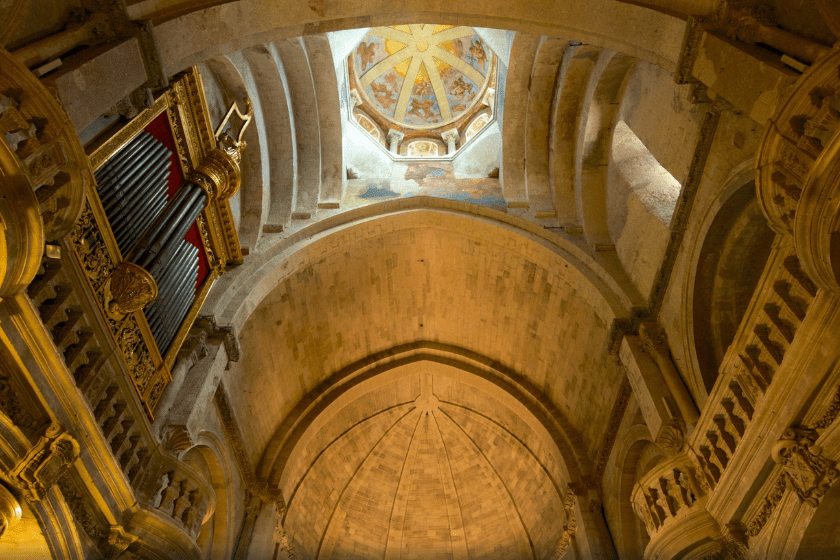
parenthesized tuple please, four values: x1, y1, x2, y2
(351, 25, 495, 130)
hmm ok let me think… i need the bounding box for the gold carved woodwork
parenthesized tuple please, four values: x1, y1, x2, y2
(71, 202, 171, 417)
(0, 483, 22, 539)
(772, 427, 839, 507)
(11, 423, 80, 502)
(104, 262, 159, 319)
(192, 147, 241, 202)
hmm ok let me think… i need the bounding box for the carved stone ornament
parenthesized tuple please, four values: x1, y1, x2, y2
(772, 427, 840, 506)
(12, 423, 80, 502)
(102, 525, 138, 558)
(656, 422, 686, 456)
(162, 425, 193, 455)
(104, 261, 158, 319)
(0, 483, 22, 539)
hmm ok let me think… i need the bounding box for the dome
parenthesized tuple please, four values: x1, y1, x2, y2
(351, 25, 496, 130)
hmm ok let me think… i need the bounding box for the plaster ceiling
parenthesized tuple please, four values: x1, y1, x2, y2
(352, 25, 495, 129)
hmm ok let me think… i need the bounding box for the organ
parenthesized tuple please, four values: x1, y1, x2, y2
(78, 67, 248, 416)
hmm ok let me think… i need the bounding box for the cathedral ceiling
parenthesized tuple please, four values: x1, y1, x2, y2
(223, 209, 626, 503)
(278, 362, 571, 560)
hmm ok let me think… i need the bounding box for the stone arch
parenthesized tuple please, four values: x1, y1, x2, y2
(184, 435, 236, 560)
(198, 55, 266, 250)
(610, 120, 680, 226)
(683, 161, 776, 399)
(575, 51, 636, 247)
(204, 197, 640, 333)
(258, 343, 591, 489)
(149, 1, 686, 79)
(263, 355, 582, 560)
(608, 423, 655, 560)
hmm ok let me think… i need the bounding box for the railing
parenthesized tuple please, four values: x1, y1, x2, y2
(26, 247, 155, 493)
(146, 454, 215, 538)
(690, 235, 816, 488)
(632, 454, 709, 538)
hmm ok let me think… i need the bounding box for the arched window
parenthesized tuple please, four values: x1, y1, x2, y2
(612, 120, 681, 225)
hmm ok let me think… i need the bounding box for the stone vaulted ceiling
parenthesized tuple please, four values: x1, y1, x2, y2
(280, 364, 568, 560)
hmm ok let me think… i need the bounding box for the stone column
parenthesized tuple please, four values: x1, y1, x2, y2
(387, 129, 404, 154)
(0, 484, 21, 540)
(442, 128, 460, 154)
(12, 11, 111, 69)
(233, 498, 263, 560)
(620, 335, 686, 454)
(640, 323, 700, 426)
(723, 11, 829, 65)
(569, 486, 618, 560)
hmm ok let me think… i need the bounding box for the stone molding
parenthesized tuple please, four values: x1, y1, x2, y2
(11, 423, 79, 502)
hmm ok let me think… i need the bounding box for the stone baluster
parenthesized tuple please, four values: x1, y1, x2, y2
(754, 324, 784, 364)
(51, 308, 82, 348)
(93, 385, 118, 424)
(784, 256, 817, 297)
(721, 399, 746, 436)
(119, 434, 140, 470)
(39, 284, 71, 323)
(128, 449, 149, 487)
(27, 262, 61, 300)
(707, 432, 729, 469)
(697, 447, 720, 485)
(172, 480, 192, 521)
(773, 281, 806, 320)
(713, 416, 738, 453)
(63, 330, 92, 368)
(158, 475, 181, 515)
(763, 303, 794, 342)
(101, 401, 125, 440)
(110, 419, 134, 455)
(73, 350, 102, 388)
(729, 381, 754, 420)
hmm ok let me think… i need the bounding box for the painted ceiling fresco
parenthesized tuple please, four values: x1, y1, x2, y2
(353, 24, 495, 129)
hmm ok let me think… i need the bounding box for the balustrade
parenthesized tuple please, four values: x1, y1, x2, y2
(146, 456, 214, 538)
(691, 238, 815, 488)
(632, 454, 709, 538)
(27, 253, 154, 493)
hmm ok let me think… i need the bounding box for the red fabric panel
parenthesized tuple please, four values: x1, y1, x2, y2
(144, 112, 209, 290)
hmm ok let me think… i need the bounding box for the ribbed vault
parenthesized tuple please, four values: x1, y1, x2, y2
(278, 361, 571, 560)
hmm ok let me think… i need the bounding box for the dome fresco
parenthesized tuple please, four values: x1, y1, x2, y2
(352, 25, 495, 130)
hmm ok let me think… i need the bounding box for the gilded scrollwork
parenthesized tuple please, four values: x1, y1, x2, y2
(71, 203, 158, 403)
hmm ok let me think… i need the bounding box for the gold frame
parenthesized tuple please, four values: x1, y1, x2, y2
(81, 67, 244, 408)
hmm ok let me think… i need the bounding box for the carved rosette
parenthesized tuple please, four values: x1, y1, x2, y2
(657, 422, 686, 456)
(104, 261, 158, 319)
(772, 427, 839, 507)
(756, 48, 840, 292)
(191, 147, 241, 202)
(11, 423, 80, 502)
